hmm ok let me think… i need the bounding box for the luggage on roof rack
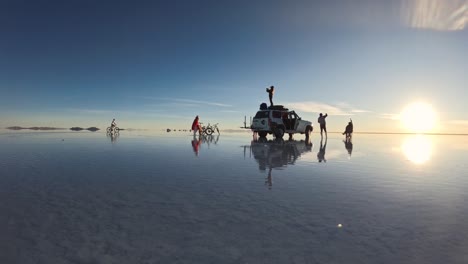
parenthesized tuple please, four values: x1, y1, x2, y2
(268, 105, 288, 111)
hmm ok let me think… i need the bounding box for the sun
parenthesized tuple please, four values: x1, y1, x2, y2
(400, 102, 437, 133)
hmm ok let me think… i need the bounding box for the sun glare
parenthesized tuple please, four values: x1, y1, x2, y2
(400, 102, 437, 133)
(401, 135, 433, 164)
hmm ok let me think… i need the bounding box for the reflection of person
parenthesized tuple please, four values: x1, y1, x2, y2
(191, 115, 202, 136)
(305, 137, 313, 151)
(317, 137, 327, 163)
(318, 113, 328, 137)
(191, 136, 201, 156)
(266, 86, 275, 106)
(265, 168, 273, 190)
(343, 118, 353, 138)
(344, 138, 353, 157)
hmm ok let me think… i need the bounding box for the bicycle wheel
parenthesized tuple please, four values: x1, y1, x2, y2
(204, 127, 214, 135)
(106, 127, 111, 133)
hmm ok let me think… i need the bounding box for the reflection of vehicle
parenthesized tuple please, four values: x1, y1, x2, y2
(251, 106, 313, 139)
(249, 138, 313, 189)
(251, 138, 313, 170)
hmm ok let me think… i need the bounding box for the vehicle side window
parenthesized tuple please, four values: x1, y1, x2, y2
(272, 111, 282, 118)
(254, 111, 268, 118)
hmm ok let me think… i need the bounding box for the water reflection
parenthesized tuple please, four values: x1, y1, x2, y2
(202, 134, 219, 148)
(191, 136, 202, 156)
(343, 137, 353, 158)
(191, 134, 220, 156)
(250, 138, 313, 189)
(317, 137, 327, 163)
(107, 132, 119, 143)
(401, 135, 433, 164)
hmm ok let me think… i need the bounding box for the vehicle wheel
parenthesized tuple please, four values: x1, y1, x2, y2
(274, 126, 285, 139)
(107, 127, 111, 133)
(305, 125, 312, 139)
(205, 128, 214, 135)
(258, 131, 268, 138)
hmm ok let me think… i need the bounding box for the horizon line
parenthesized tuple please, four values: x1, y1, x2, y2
(4, 126, 468, 136)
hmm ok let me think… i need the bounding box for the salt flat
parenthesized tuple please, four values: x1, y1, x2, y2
(1, 131, 467, 264)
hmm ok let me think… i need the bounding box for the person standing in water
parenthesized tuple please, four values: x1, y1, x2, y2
(318, 113, 328, 137)
(266, 86, 275, 106)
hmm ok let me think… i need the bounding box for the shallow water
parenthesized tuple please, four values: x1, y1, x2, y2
(1, 130, 468, 264)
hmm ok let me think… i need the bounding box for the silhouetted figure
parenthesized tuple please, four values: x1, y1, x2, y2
(111, 118, 116, 129)
(191, 115, 202, 136)
(266, 86, 275, 106)
(317, 137, 327, 163)
(343, 138, 353, 157)
(343, 118, 353, 139)
(318, 113, 328, 137)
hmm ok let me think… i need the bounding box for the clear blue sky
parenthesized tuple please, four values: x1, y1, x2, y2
(1, 0, 466, 133)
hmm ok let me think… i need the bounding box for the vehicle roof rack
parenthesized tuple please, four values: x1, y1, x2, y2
(268, 105, 288, 111)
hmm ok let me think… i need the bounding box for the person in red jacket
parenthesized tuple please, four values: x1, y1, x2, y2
(191, 115, 202, 136)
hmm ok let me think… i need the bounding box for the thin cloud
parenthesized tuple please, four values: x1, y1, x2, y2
(351, 109, 371, 113)
(380, 113, 400, 120)
(402, 0, 467, 31)
(447, 120, 468, 125)
(220, 110, 242, 113)
(67, 108, 116, 115)
(141, 97, 232, 107)
(285, 101, 369, 116)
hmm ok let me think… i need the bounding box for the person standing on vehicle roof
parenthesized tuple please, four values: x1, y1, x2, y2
(318, 113, 328, 137)
(266, 86, 274, 106)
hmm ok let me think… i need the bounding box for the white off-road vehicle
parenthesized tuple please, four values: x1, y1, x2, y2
(251, 105, 313, 139)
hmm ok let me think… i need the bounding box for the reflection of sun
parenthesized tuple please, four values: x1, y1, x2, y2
(400, 102, 437, 133)
(401, 135, 432, 165)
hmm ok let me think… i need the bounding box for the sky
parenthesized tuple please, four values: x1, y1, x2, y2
(1, 0, 467, 133)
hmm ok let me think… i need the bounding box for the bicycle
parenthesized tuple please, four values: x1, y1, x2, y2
(209, 123, 220, 135)
(106, 126, 120, 134)
(200, 123, 219, 135)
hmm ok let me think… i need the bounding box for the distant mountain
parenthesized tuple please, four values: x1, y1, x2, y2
(7, 126, 23, 130)
(7, 126, 63, 130)
(70, 127, 100, 131)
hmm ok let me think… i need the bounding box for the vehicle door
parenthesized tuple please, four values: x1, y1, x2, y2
(289, 111, 300, 131)
(252, 111, 269, 130)
(293, 112, 306, 132)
